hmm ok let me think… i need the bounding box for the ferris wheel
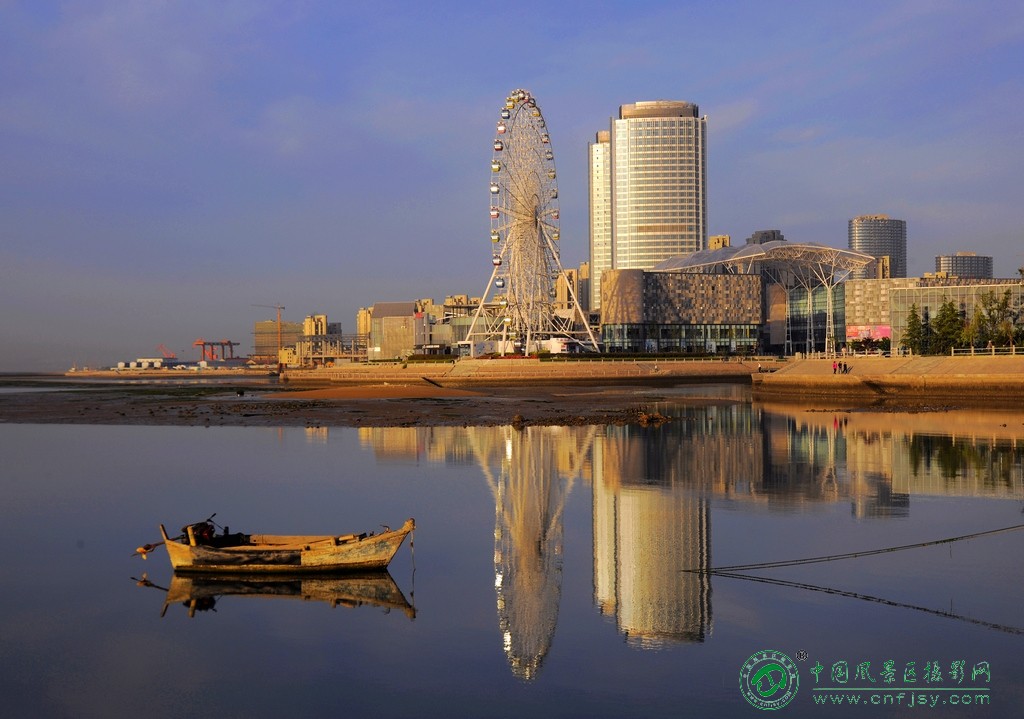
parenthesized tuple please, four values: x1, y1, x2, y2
(465, 88, 598, 355)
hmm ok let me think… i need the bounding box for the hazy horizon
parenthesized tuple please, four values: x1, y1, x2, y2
(3, 1, 1023, 371)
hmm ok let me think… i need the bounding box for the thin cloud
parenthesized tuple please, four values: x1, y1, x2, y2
(3, 1, 1024, 369)
(710, 99, 760, 136)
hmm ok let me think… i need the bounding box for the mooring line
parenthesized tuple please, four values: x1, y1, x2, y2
(713, 571, 1024, 636)
(683, 523, 1024, 574)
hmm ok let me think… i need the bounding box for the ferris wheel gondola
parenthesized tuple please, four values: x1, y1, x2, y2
(481, 89, 562, 350)
(464, 88, 599, 356)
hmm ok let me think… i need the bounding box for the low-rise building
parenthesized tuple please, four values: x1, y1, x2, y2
(842, 278, 921, 345)
(367, 302, 430, 361)
(600, 269, 762, 353)
(253, 319, 303, 363)
(889, 279, 1023, 349)
(934, 252, 993, 279)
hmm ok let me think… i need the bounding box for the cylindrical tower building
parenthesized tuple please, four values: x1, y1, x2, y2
(848, 214, 907, 279)
(611, 100, 707, 270)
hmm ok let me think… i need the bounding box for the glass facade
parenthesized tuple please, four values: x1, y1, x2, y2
(890, 282, 1024, 349)
(787, 285, 846, 353)
(848, 215, 907, 279)
(589, 131, 612, 310)
(934, 252, 993, 279)
(602, 323, 758, 353)
(600, 270, 760, 353)
(610, 101, 707, 270)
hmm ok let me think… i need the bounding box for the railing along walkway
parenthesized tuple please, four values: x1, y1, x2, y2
(951, 346, 1020, 356)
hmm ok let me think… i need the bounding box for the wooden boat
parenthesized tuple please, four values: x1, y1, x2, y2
(156, 518, 415, 574)
(161, 571, 416, 619)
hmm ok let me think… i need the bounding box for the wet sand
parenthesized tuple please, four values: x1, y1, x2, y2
(0, 379, 689, 428)
(266, 385, 487, 400)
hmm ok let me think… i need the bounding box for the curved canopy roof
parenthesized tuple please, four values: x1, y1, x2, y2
(652, 240, 875, 276)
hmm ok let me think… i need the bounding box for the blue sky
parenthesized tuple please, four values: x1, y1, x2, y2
(2, 1, 1022, 370)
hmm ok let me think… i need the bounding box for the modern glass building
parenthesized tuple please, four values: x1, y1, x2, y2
(934, 252, 993, 279)
(588, 131, 612, 310)
(608, 100, 707, 271)
(600, 269, 760, 353)
(889, 280, 1022, 349)
(653, 242, 874, 355)
(787, 284, 846, 354)
(848, 214, 907, 279)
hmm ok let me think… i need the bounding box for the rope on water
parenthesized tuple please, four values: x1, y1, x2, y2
(409, 526, 415, 607)
(684, 522, 1024, 574)
(713, 571, 1024, 636)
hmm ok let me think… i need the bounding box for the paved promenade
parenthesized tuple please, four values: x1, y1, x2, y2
(753, 355, 1024, 404)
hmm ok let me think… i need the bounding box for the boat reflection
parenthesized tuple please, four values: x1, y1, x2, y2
(136, 571, 416, 619)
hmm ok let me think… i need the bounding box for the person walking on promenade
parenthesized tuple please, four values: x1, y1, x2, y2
(833, 361, 837, 374)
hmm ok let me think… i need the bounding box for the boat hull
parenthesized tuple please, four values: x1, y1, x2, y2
(161, 518, 414, 574)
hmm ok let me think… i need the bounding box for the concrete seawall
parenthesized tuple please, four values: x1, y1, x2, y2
(282, 357, 760, 386)
(753, 355, 1024, 404)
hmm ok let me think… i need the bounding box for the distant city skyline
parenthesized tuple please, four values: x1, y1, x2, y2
(3, 2, 1023, 370)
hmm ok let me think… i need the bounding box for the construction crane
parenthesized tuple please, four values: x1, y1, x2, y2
(253, 304, 286, 369)
(157, 344, 177, 360)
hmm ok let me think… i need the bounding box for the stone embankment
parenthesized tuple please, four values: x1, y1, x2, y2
(753, 355, 1024, 404)
(282, 357, 760, 386)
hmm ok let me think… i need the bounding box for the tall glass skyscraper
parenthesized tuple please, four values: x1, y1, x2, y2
(588, 131, 612, 311)
(589, 100, 707, 309)
(848, 214, 907, 279)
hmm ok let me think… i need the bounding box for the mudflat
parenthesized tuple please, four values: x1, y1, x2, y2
(0, 378, 699, 428)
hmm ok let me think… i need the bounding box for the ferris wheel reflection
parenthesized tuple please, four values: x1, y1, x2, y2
(467, 425, 596, 681)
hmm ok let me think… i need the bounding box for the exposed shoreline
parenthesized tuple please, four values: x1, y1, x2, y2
(0, 377, 720, 428)
(5, 354, 1024, 429)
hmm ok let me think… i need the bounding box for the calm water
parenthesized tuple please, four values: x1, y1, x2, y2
(1, 389, 1023, 718)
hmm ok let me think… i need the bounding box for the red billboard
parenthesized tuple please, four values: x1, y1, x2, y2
(845, 325, 892, 340)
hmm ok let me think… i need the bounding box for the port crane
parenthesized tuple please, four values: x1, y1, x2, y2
(192, 338, 240, 362)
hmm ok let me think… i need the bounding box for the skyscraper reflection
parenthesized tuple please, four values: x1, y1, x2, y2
(357, 402, 1024, 674)
(591, 424, 715, 646)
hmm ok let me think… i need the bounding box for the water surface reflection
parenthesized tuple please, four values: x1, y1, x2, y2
(2, 399, 1022, 717)
(360, 403, 1024, 684)
(138, 571, 416, 619)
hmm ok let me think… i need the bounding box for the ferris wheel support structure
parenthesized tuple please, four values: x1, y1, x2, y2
(464, 88, 599, 357)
